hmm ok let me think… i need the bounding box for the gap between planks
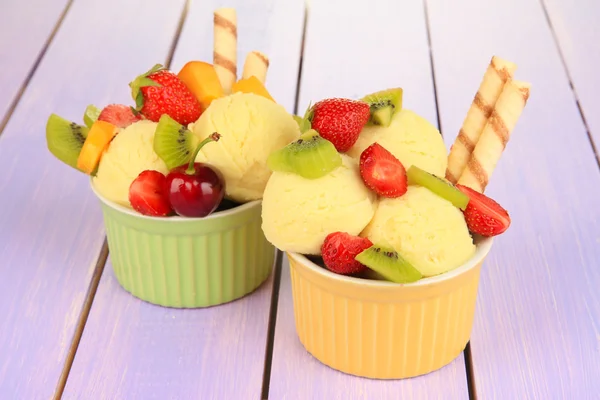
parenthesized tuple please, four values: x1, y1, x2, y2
(260, 4, 309, 399)
(0, 0, 75, 139)
(51, 1, 191, 398)
(422, 0, 477, 398)
(537, 0, 600, 169)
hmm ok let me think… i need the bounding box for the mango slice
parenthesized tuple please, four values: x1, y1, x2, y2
(76, 120, 117, 174)
(177, 61, 224, 110)
(232, 76, 275, 102)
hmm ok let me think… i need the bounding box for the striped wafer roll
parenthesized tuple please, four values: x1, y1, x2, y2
(242, 51, 270, 83)
(213, 8, 237, 94)
(445, 56, 517, 184)
(457, 80, 531, 192)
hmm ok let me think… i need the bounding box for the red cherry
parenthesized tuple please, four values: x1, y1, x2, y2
(166, 132, 225, 217)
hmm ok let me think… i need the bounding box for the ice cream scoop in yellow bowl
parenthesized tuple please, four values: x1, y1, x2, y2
(286, 236, 492, 379)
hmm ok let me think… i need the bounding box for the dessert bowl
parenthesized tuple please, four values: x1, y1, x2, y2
(91, 180, 275, 308)
(286, 236, 492, 379)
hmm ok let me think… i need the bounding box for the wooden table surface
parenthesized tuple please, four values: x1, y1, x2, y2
(1, 0, 598, 398)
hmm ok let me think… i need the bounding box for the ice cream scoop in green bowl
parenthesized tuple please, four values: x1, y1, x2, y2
(90, 180, 275, 308)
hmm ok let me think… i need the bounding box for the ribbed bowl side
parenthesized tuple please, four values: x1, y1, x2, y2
(288, 254, 483, 379)
(101, 202, 275, 308)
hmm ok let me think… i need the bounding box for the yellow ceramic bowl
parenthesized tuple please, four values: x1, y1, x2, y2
(286, 236, 492, 379)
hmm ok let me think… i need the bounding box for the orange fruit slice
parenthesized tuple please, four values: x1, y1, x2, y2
(76, 120, 117, 174)
(177, 61, 225, 111)
(232, 76, 275, 102)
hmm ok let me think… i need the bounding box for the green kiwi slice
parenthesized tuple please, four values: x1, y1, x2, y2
(406, 165, 469, 210)
(46, 114, 89, 172)
(361, 88, 403, 127)
(267, 129, 342, 179)
(83, 105, 101, 128)
(153, 114, 201, 170)
(355, 245, 422, 284)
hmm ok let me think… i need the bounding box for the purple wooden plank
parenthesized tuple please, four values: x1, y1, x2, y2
(0, 0, 186, 397)
(269, 1, 469, 398)
(0, 0, 68, 122)
(426, 0, 600, 397)
(63, 1, 305, 398)
(542, 0, 600, 149)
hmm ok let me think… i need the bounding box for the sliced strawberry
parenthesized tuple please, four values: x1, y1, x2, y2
(359, 143, 407, 198)
(129, 170, 172, 217)
(309, 98, 371, 152)
(321, 232, 373, 275)
(456, 184, 511, 236)
(98, 104, 141, 128)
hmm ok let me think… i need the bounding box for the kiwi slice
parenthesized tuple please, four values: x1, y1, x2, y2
(154, 114, 201, 170)
(407, 165, 469, 210)
(46, 114, 89, 171)
(83, 105, 101, 128)
(267, 129, 342, 179)
(355, 245, 422, 284)
(361, 88, 403, 127)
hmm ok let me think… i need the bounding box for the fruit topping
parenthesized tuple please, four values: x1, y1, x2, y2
(407, 165, 469, 210)
(46, 114, 89, 171)
(321, 232, 373, 275)
(129, 170, 173, 217)
(231, 75, 274, 102)
(129, 64, 202, 125)
(308, 98, 371, 152)
(355, 245, 422, 284)
(166, 132, 225, 217)
(359, 143, 407, 198)
(76, 120, 117, 174)
(83, 105, 101, 128)
(293, 115, 311, 133)
(97, 104, 142, 128)
(361, 88, 403, 127)
(177, 61, 225, 110)
(153, 114, 201, 170)
(267, 129, 342, 179)
(456, 184, 511, 236)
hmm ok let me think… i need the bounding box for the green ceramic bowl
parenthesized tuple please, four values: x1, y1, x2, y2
(90, 181, 275, 308)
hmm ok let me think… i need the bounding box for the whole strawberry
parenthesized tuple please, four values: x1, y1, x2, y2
(129, 64, 202, 125)
(308, 98, 370, 152)
(321, 232, 373, 275)
(456, 184, 511, 236)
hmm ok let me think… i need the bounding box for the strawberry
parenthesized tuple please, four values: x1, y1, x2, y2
(456, 184, 511, 236)
(129, 170, 173, 217)
(129, 64, 202, 125)
(98, 104, 141, 128)
(321, 232, 373, 275)
(359, 143, 407, 197)
(308, 98, 370, 152)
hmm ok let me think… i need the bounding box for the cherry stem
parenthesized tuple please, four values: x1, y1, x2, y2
(186, 132, 221, 174)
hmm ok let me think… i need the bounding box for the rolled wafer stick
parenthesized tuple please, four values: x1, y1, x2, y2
(242, 51, 270, 84)
(445, 56, 517, 184)
(457, 80, 531, 193)
(213, 8, 237, 94)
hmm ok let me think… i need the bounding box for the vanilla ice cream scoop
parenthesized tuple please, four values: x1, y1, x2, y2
(262, 154, 377, 255)
(93, 120, 168, 207)
(347, 109, 447, 177)
(192, 92, 300, 202)
(361, 186, 475, 276)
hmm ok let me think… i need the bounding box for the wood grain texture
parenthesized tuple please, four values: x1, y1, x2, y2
(0, 0, 186, 397)
(0, 0, 68, 124)
(62, 1, 305, 398)
(426, 0, 600, 397)
(269, 1, 468, 398)
(542, 0, 600, 149)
